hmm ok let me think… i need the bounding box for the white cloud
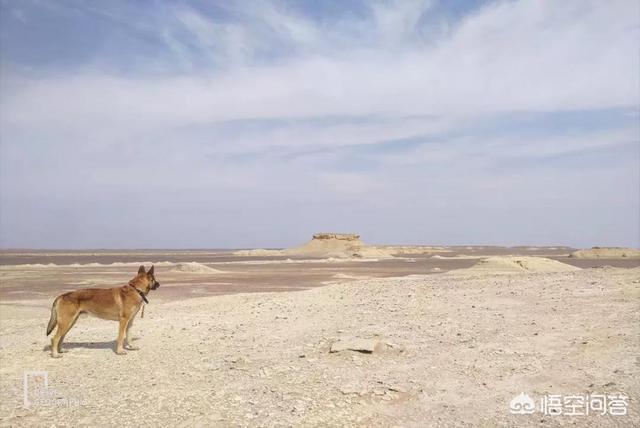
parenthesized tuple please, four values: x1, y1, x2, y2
(0, 0, 638, 248)
(371, 0, 435, 47)
(2, 0, 638, 138)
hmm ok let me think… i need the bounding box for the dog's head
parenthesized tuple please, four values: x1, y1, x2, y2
(137, 265, 161, 292)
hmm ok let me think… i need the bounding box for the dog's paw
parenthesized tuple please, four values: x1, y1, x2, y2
(115, 349, 127, 355)
(51, 353, 63, 359)
(124, 345, 140, 351)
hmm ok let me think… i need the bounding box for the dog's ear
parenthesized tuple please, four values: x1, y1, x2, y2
(148, 265, 155, 275)
(138, 265, 146, 275)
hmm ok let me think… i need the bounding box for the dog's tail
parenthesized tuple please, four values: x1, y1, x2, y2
(46, 296, 61, 336)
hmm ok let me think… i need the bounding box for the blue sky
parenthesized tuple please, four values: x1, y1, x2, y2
(0, 0, 638, 249)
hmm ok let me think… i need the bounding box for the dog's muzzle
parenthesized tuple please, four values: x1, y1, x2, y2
(151, 282, 160, 290)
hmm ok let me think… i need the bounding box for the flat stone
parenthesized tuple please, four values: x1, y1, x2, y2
(340, 385, 360, 395)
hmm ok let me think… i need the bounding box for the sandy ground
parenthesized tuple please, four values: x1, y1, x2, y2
(0, 252, 639, 427)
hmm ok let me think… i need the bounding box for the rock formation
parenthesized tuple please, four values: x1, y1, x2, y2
(235, 233, 395, 258)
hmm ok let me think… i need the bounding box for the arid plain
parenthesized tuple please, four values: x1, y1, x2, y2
(0, 236, 639, 426)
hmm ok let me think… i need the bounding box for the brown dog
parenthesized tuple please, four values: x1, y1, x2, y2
(46, 265, 160, 357)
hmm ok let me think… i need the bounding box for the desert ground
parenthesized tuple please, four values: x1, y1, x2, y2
(0, 238, 639, 427)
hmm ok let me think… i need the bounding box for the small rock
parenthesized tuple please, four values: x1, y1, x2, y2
(330, 338, 378, 353)
(387, 385, 408, 393)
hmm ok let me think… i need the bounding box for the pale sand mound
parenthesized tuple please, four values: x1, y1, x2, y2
(170, 262, 225, 274)
(235, 233, 395, 259)
(458, 256, 580, 274)
(332, 273, 372, 280)
(234, 248, 284, 257)
(431, 254, 482, 260)
(375, 246, 451, 255)
(570, 247, 640, 259)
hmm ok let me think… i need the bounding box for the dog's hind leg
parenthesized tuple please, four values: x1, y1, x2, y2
(115, 317, 129, 355)
(51, 309, 78, 358)
(51, 333, 63, 358)
(57, 312, 80, 354)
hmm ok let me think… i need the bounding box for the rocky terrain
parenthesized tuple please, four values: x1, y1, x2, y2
(1, 262, 638, 427)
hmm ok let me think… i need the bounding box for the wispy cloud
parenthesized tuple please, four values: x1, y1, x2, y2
(0, 0, 638, 248)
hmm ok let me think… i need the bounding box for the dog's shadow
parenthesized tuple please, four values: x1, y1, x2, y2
(43, 337, 140, 354)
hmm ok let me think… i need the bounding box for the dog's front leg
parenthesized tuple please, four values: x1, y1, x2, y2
(116, 317, 128, 355)
(124, 318, 139, 350)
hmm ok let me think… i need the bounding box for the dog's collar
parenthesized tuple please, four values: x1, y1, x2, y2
(128, 284, 149, 304)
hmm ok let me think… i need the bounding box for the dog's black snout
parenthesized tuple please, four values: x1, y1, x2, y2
(153, 282, 160, 289)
